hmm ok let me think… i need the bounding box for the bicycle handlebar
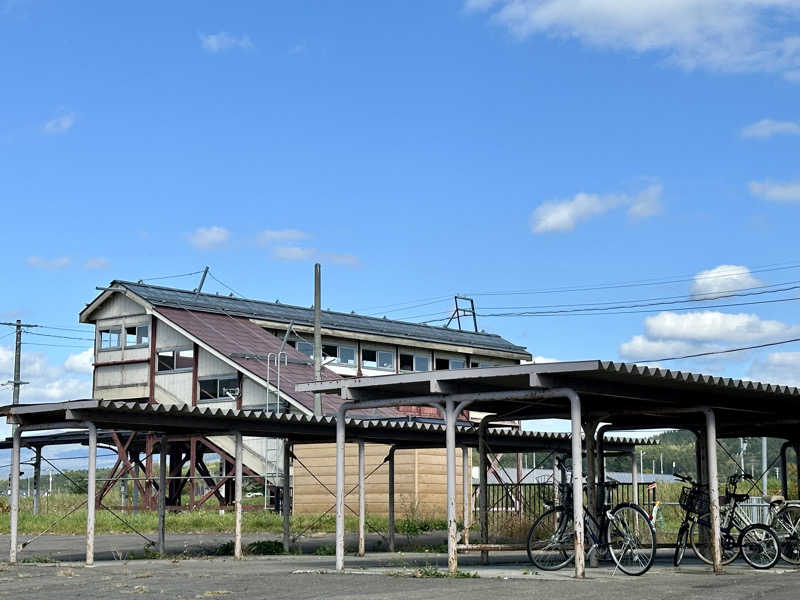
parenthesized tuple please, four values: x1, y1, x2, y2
(673, 472, 694, 483)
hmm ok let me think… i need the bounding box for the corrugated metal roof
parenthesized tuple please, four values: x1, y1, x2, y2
(112, 280, 528, 356)
(156, 307, 404, 419)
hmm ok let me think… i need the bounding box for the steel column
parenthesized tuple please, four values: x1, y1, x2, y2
(462, 446, 470, 546)
(445, 399, 458, 573)
(358, 440, 366, 557)
(570, 391, 585, 579)
(335, 404, 346, 570)
(86, 423, 97, 566)
(283, 440, 291, 553)
(585, 420, 598, 568)
(631, 451, 639, 506)
(705, 409, 723, 574)
(9, 427, 20, 563)
(780, 442, 790, 498)
(234, 431, 243, 560)
(479, 419, 489, 565)
(762, 437, 769, 522)
(157, 436, 167, 555)
(388, 447, 395, 553)
(33, 447, 41, 516)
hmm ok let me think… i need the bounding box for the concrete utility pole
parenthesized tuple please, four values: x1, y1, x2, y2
(2, 320, 36, 407)
(313, 263, 322, 418)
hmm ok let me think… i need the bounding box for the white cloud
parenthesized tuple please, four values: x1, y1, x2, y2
(0, 345, 92, 405)
(187, 226, 229, 250)
(748, 352, 800, 386)
(272, 246, 316, 261)
(25, 256, 71, 269)
(258, 229, 311, 245)
(530, 183, 662, 233)
(467, 1, 800, 80)
(741, 119, 800, 139)
(319, 252, 362, 267)
(690, 265, 761, 299)
(83, 257, 110, 270)
(532, 355, 560, 363)
(199, 32, 254, 53)
(644, 311, 800, 343)
(619, 334, 711, 361)
(64, 347, 94, 374)
(749, 179, 800, 203)
(42, 112, 76, 135)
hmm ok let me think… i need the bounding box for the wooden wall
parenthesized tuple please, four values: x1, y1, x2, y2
(292, 442, 471, 519)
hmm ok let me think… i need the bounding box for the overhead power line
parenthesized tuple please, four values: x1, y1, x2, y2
(641, 337, 800, 363)
(139, 270, 205, 282)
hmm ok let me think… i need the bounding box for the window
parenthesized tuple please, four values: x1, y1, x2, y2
(435, 357, 466, 370)
(125, 324, 149, 347)
(323, 344, 338, 359)
(99, 327, 121, 350)
(338, 345, 356, 366)
(471, 359, 497, 368)
(361, 348, 394, 370)
(296, 341, 313, 357)
(199, 376, 239, 401)
(157, 348, 193, 372)
(400, 353, 430, 372)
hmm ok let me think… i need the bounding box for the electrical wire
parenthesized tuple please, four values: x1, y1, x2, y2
(140, 270, 204, 282)
(207, 271, 246, 298)
(24, 331, 94, 341)
(639, 336, 800, 363)
(22, 342, 92, 349)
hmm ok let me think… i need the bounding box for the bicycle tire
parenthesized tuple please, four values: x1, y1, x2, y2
(689, 512, 740, 566)
(606, 503, 656, 576)
(526, 507, 575, 571)
(673, 523, 688, 567)
(769, 503, 800, 565)
(739, 524, 780, 570)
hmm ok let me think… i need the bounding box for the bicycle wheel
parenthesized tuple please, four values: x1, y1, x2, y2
(739, 524, 780, 570)
(673, 523, 688, 567)
(770, 503, 800, 565)
(606, 503, 656, 576)
(526, 507, 575, 571)
(689, 513, 740, 566)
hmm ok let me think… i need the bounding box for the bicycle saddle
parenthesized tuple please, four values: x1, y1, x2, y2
(763, 494, 785, 504)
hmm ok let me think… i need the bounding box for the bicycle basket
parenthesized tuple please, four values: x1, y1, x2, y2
(679, 486, 710, 515)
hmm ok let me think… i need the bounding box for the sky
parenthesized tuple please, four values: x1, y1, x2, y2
(2, 1, 800, 459)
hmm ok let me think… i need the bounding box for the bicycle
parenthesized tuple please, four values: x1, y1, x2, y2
(764, 494, 800, 565)
(672, 472, 781, 569)
(526, 479, 657, 576)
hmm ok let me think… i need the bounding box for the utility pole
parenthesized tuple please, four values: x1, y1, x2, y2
(2, 320, 36, 406)
(313, 264, 322, 418)
(660, 452, 663, 474)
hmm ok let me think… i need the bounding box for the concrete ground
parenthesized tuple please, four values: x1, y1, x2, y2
(0, 534, 798, 599)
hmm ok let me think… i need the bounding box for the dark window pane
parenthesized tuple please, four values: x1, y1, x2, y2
(137, 325, 149, 345)
(450, 359, 466, 370)
(199, 379, 218, 400)
(339, 346, 356, 365)
(323, 344, 338, 359)
(175, 349, 193, 370)
(125, 326, 138, 346)
(219, 378, 239, 399)
(361, 349, 377, 368)
(435, 358, 450, 370)
(414, 356, 429, 372)
(296, 341, 313, 357)
(157, 351, 174, 372)
(399, 353, 414, 371)
(378, 351, 394, 369)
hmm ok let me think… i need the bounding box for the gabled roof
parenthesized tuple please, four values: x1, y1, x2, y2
(154, 306, 404, 419)
(84, 280, 529, 358)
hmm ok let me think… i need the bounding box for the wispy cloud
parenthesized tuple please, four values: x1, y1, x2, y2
(319, 252, 361, 267)
(258, 229, 311, 245)
(741, 119, 800, 139)
(530, 183, 663, 234)
(288, 42, 307, 55)
(25, 256, 71, 270)
(272, 246, 316, 261)
(690, 265, 761, 300)
(749, 179, 800, 203)
(187, 226, 230, 250)
(83, 257, 110, 270)
(199, 31, 254, 53)
(466, 1, 800, 81)
(42, 112, 76, 135)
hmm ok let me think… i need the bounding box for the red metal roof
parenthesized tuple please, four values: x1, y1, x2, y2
(155, 306, 404, 418)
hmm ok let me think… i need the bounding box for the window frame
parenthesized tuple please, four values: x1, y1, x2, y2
(399, 352, 430, 373)
(435, 356, 467, 371)
(295, 341, 313, 357)
(155, 347, 194, 373)
(98, 326, 122, 351)
(124, 323, 150, 349)
(361, 346, 394, 371)
(197, 374, 240, 403)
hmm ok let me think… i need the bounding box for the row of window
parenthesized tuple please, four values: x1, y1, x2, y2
(291, 340, 472, 372)
(99, 324, 150, 350)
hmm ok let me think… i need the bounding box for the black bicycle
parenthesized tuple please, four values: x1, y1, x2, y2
(526, 480, 657, 576)
(673, 472, 781, 569)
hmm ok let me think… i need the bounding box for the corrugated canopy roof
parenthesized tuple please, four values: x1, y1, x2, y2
(105, 280, 529, 357)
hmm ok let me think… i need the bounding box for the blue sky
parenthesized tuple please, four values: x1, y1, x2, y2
(2, 1, 800, 452)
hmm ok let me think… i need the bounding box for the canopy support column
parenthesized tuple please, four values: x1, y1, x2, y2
(9, 427, 20, 563)
(479, 418, 489, 565)
(283, 440, 291, 553)
(358, 440, 366, 557)
(157, 435, 167, 556)
(462, 446, 471, 546)
(569, 391, 585, 579)
(705, 409, 723, 574)
(234, 431, 243, 560)
(388, 447, 395, 553)
(86, 423, 97, 566)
